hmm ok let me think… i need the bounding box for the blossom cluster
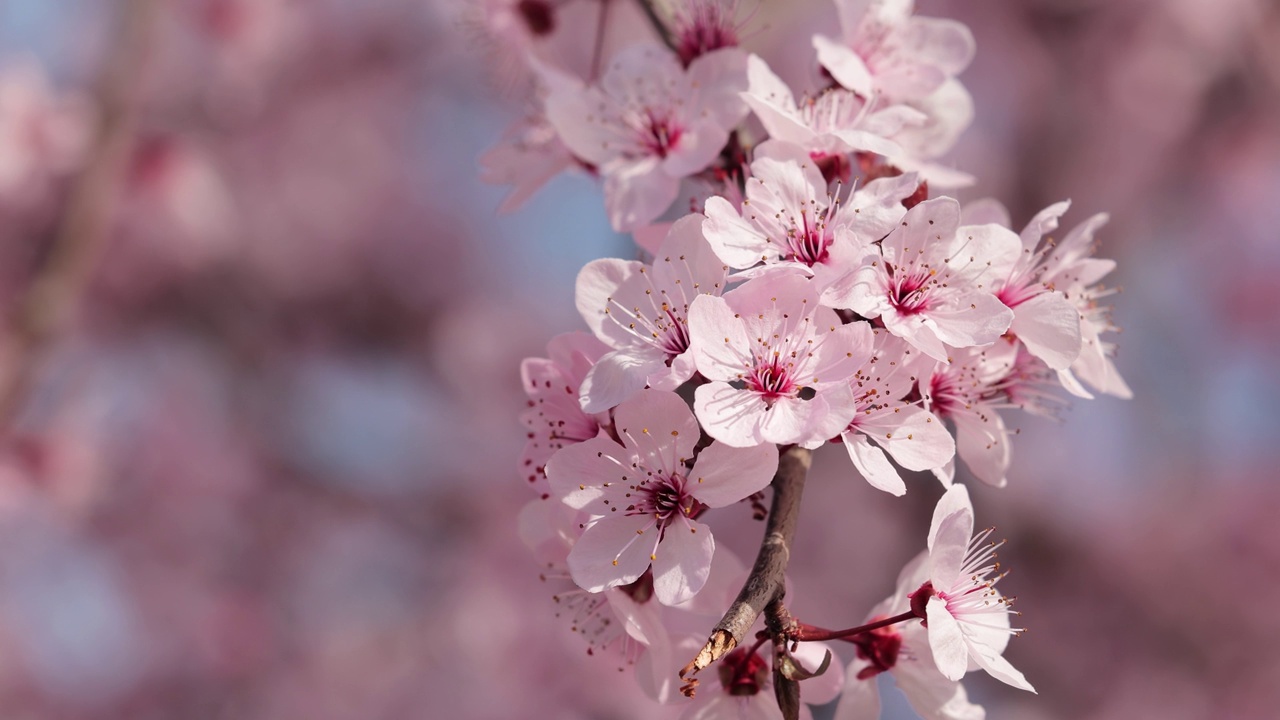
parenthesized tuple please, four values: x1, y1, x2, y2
(488, 1, 1129, 718)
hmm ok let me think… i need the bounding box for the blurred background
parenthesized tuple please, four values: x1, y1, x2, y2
(0, 0, 1276, 718)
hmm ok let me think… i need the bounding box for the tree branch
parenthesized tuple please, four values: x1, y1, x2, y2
(634, 0, 678, 53)
(0, 0, 159, 429)
(680, 445, 812, 689)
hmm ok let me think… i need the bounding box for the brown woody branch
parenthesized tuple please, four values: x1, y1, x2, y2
(0, 0, 159, 428)
(680, 445, 812, 689)
(635, 0, 679, 52)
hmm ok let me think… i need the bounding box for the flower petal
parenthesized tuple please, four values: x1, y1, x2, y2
(603, 156, 680, 232)
(652, 517, 715, 606)
(965, 638, 1036, 693)
(687, 440, 779, 508)
(688, 294, 754, 382)
(579, 349, 662, 414)
(843, 431, 907, 496)
(813, 34, 873, 96)
(567, 513, 657, 592)
(612, 389, 701, 464)
(694, 382, 769, 447)
(1010, 292, 1083, 371)
(925, 596, 968, 681)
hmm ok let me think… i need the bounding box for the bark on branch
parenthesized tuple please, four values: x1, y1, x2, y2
(635, 0, 679, 52)
(680, 445, 812, 686)
(0, 0, 158, 428)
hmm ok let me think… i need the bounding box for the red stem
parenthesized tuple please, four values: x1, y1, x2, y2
(791, 610, 919, 642)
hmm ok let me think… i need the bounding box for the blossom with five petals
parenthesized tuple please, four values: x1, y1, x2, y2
(703, 141, 918, 298)
(834, 552, 985, 720)
(839, 330, 954, 495)
(575, 214, 729, 413)
(825, 196, 1016, 363)
(546, 389, 777, 605)
(917, 484, 1034, 692)
(539, 43, 748, 231)
(689, 273, 871, 447)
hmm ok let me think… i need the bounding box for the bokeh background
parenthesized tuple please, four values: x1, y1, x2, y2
(0, 0, 1276, 718)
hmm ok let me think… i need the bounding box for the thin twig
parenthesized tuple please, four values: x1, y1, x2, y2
(634, 0, 679, 52)
(680, 445, 812, 689)
(791, 610, 920, 642)
(0, 0, 159, 428)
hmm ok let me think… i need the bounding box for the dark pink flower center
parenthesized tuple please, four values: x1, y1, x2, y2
(784, 212, 832, 267)
(927, 372, 961, 418)
(811, 151, 852, 185)
(747, 358, 799, 402)
(631, 472, 699, 525)
(851, 622, 903, 679)
(888, 268, 934, 316)
(674, 0, 740, 66)
(717, 647, 769, 696)
(657, 307, 691, 360)
(640, 111, 683, 159)
(515, 0, 555, 36)
(996, 280, 1041, 309)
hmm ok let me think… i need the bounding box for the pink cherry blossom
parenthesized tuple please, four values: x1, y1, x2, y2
(921, 343, 1019, 488)
(575, 214, 729, 413)
(520, 332, 611, 496)
(688, 273, 870, 447)
(1036, 211, 1132, 399)
(546, 390, 777, 605)
(676, 637, 843, 720)
(671, 0, 742, 67)
(811, 1, 976, 185)
(957, 199, 1085, 372)
(833, 552, 985, 720)
(825, 197, 1016, 362)
(917, 484, 1034, 692)
(839, 330, 954, 495)
(518, 499, 672, 673)
(813, 0, 975, 104)
(739, 54, 922, 162)
(540, 43, 748, 231)
(702, 141, 918, 297)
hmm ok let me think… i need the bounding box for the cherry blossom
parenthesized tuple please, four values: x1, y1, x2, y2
(958, 200, 1085, 371)
(520, 332, 611, 496)
(839, 330, 954, 495)
(810, 0, 976, 186)
(1036, 211, 1132, 399)
(825, 197, 1016, 362)
(963, 199, 1130, 398)
(739, 54, 922, 162)
(688, 273, 871, 447)
(921, 343, 1019, 488)
(540, 43, 748, 231)
(813, 0, 975, 104)
(675, 636, 843, 720)
(518, 499, 673, 675)
(915, 484, 1034, 692)
(702, 141, 918, 296)
(834, 553, 985, 720)
(670, 0, 742, 67)
(546, 390, 777, 605)
(575, 215, 729, 413)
